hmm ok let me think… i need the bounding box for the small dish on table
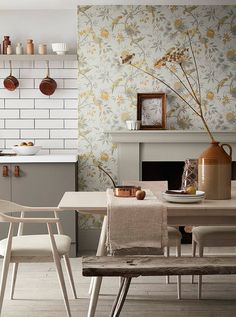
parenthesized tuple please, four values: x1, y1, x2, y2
(162, 190, 205, 203)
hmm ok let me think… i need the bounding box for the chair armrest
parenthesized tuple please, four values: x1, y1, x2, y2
(0, 213, 59, 224)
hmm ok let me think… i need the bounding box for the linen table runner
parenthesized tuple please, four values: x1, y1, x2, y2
(106, 189, 168, 255)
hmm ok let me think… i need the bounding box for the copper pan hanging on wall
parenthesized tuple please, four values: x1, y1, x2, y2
(4, 60, 19, 91)
(39, 61, 57, 96)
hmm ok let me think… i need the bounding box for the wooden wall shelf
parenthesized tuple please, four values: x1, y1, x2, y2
(0, 54, 77, 61)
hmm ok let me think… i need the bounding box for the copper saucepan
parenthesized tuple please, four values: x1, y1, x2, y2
(113, 186, 141, 197)
(4, 61, 19, 91)
(39, 61, 57, 96)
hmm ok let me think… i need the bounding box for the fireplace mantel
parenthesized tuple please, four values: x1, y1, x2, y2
(109, 130, 236, 183)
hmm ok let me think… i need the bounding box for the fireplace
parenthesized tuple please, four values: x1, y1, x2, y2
(110, 130, 236, 184)
(110, 130, 236, 243)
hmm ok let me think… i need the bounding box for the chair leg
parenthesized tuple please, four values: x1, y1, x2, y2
(198, 245, 204, 300)
(176, 242, 181, 300)
(63, 254, 77, 299)
(110, 277, 132, 317)
(165, 246, 170, 284)
(10, 263, 19, 299)
(87, 216, 108, 317)
(191, 240, 197, 284)
(0, 223, 14, 315)
(47, 224, 71, 317)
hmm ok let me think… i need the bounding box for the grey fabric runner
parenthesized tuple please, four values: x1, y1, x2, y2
(106, 189, 168, 255)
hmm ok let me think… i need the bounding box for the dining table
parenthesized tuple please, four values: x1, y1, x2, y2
(58, 190, 236, 317)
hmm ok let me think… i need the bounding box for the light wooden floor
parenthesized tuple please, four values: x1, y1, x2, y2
(1, 245, 236, 317)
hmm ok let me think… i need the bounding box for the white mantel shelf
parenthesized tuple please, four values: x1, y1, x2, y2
(109, 130, 236, 183)
(0, 54, 77, 61)
(110, 130, 236, 143)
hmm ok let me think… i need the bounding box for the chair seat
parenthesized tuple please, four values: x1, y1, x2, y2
(192, 226, 236, 247)
(0, 234, 71, 257)
(167, 226, 181, 245)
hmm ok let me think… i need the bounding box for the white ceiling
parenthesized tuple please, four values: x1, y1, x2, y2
(0, 0, 235, 10)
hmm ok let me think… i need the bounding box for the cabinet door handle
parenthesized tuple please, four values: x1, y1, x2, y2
(2, 165, 8, 177)
(14, 166, 20, 177)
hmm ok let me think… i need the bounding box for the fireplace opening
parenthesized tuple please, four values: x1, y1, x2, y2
(142, 161, 185, 190)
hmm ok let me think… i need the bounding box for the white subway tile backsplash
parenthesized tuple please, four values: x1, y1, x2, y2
(63, 61, 78, 68)
(21, 129, 49, 139)
(20, 69, 45, 79)
(64, 79, 78, 89)
(0, 89, 20, 99)
(50, 109, 77, 119)
(50, 89, 77, 99)
(50, 129, 78, 138)
(65, 139, 78, 149)
(0, 62, 78, 152)
(50, 69, 77, 79)
(5, 139, 22, 148)
(19, 79, 34, 88)
(0, 139, 4, 148)
(35, 99, 63, 109)
(5, 120, 34, 129)
(5, 99, 34, 109)
(20, 109, 49, 119)
(0, 109, 19, 118)
(65, 120, 78, 129)
(20, 89, 49, 99)
(0, 69, 20, 78)
(35, 139, 64, 149)
(0, 130, 20, 138)
(64, 99, 78, 109)
(35, 120, 64, 129)
(12, 61, 34, 69)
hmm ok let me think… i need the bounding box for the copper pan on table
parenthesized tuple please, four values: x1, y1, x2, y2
(113, 186, 141, 197)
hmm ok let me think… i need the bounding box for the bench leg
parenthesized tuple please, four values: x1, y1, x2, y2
(110, 277, 132, 317)
(191, 240, 197, 284)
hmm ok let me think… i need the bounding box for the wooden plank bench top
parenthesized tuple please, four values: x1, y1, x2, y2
(83, 256, 236, 277)
(83, 256, 236, 317)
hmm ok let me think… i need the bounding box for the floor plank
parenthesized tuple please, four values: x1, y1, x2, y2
(0, 245, 236, 317)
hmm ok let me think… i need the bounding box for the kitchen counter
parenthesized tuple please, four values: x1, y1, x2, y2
(0, 154, 78, 163)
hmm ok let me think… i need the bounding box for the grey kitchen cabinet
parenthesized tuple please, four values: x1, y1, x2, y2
(0, 159, 78, 256)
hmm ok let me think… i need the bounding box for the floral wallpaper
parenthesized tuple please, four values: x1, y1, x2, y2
(77, 5, 236, 229)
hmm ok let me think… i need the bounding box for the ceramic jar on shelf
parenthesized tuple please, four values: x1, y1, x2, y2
(198, 141, 232, 200)
(26, 39, 34, 55)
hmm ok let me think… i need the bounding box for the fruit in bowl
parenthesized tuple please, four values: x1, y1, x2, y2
(12, 142, 42, 155)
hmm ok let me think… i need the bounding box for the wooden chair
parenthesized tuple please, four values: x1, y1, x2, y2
(192, 180, 236, 299)
(0, 199, 77, 317)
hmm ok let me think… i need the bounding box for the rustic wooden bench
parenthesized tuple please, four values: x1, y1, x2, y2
(83, 256, 236, 317)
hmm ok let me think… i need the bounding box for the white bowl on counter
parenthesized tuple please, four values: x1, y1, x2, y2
(11, 146, 42, 156)
(51, 43, 68, 55)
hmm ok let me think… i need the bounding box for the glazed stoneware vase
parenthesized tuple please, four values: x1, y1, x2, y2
(198, 141, 232, 200)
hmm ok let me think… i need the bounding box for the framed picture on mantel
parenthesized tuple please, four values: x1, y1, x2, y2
(137, 93, 166, 130)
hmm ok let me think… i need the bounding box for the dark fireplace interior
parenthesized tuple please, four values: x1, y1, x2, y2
(142, 161, 236, 243)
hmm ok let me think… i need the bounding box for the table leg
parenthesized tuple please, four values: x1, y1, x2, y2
(87, 216, 107, 317)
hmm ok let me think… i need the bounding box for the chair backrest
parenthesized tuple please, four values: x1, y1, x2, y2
(122, 180, 168, 195)
(0, 200, 28, 213)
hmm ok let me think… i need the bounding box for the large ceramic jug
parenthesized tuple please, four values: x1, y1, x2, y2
(198, 141, 232, 200)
